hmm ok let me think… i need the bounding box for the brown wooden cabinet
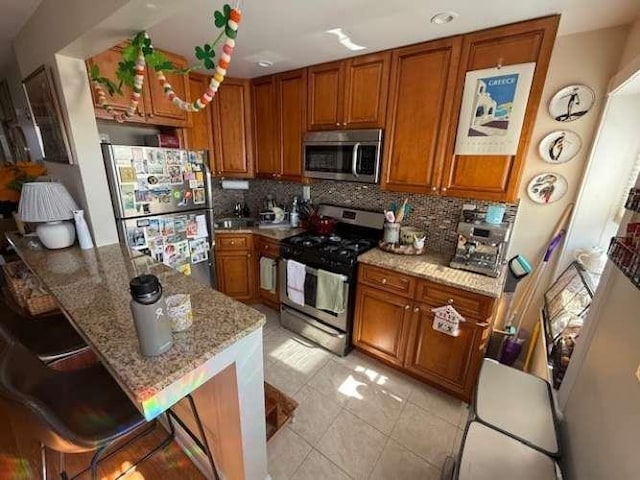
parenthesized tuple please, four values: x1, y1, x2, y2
(404, 303, 486, 395)
(353, 285, 411, 366)
(441, 16, 559, 202)
(382, 38, 461, 194)
(307, 53, 390, 131)
(277, 69, 307, 181)
(87, 44, 147, 123)
(211, 78, 254, 178)
(252, 76, 279, 178)
(353, 264, 497, 401)
(184, 73, 214, 161)
(255, 236, 281, 310)
(214, 233, 255, 302)
(145, 49, 191, 127)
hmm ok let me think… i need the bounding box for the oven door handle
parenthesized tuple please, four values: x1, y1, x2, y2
(351, 142, 361, 177)
(283, 259, 348, 282)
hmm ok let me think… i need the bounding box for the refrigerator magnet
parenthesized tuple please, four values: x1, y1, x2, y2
(193, 188, 206, 205)
(189, 179, 198, 189)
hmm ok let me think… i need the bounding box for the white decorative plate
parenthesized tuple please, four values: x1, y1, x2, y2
(538, 130, 582, 164)
(549, 84, 595, 122)
(527, 173, 568, 204)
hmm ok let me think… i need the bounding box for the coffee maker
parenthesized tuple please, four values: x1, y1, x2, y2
(450, 219, 512, 277)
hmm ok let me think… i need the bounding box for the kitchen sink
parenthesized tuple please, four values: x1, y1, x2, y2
(213, 217, 257, 230)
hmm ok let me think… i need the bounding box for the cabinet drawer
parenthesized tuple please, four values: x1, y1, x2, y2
(359, 264, 416, 298)
(416, 280, 495, 321)
(255, 236, 280, 257)
(215, 234, 253, 251)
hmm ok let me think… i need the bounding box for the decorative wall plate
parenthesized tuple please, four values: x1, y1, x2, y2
(549, 84, 595, 122)
(527, 172, 568, 204)
(538, 130, 582, 164)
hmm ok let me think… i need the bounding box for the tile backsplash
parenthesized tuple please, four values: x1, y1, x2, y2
(212, 179, 518, 256)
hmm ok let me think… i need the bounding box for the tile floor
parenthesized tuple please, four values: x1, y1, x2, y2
(253, 305, 467, 480)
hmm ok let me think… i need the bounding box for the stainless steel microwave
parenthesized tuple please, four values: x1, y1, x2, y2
(303, 129, 383, 183)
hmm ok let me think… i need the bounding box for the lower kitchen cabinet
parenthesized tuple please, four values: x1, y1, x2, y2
(353, 285, 411, 367)
(214, 233, 255, 302)
(404, 303, 486, 397)
(255, 236, 281, 310)
(353, 264, 496, 402)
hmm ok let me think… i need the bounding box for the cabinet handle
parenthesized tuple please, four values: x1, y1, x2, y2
(431, 186, 437, 192)
(404, 305, 410, 310)
(381, 278, 387, 284)
(447, 298, 454, 305)
(335, 122, 340, 126)
(230, 241, 235, 245)
(247, 253, 251, 258)
(148, 113, 154, 118)
(414, 307, 419, 313)
(441, 187, 448, 193)
(476, 322, 489, 327)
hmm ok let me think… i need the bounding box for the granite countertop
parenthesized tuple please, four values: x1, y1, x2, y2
(358, 248, 506, 298)
(6, 233, 265, 408)
(215, 227, 305, 241)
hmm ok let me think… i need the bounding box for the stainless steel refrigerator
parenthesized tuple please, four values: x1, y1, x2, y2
(102, 143, 216, 287)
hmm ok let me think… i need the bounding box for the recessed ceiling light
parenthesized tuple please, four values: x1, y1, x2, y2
(146, 3, 157, 9)
(430, 12, 458, 25)
(326, 28, 366, 51)
(257, 60, 273, 68)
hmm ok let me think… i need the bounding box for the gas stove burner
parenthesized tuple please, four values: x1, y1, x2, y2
(328, 235, 342, 243)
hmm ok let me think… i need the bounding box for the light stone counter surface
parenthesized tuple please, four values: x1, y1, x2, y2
(6, 233, 265, 418)
(358, 248, 506, 298)
(215, 226, 305, 241)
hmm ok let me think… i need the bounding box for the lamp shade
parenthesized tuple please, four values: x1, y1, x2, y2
(18, 182, 79, 222)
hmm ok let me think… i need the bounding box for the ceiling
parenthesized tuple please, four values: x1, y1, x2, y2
(147, 0, 640, 78)
(0, 0, 42, 73)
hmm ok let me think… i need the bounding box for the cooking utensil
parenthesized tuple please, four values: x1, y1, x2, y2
(395, 198, 408, 224)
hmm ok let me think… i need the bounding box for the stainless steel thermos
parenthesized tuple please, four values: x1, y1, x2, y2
(129, 274, 172, 357)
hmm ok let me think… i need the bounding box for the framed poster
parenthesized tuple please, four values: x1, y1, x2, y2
(22, 65, 73, 164)
(454, 62, 536, 156)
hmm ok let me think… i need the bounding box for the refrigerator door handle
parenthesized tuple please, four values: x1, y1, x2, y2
(203, 161, 214, 210)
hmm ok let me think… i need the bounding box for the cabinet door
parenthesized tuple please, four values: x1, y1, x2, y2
(184, 73, 214, 162)
(211, 78, 254, 177)
(277, 69, 306, 181)
(307, 61, 344, 130)
(353, 285, 411, 366)
(145, 49, 191, 126)
(441, 16, 559, 202)
(381, 37, 462, 194)
(404, 303, 486, 400)
(343, 52, 390, 129)
(215, 251, 255, 301)
(87, 45, 147, 123)
(252, 76, 278, 178)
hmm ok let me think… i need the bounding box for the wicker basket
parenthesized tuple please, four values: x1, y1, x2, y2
(1, 261, 58, 316)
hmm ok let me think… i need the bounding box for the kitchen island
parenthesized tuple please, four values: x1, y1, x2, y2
(6, 232, 268, 480)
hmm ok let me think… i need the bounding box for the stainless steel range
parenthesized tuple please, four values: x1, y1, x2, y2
(279, 205, 384, 356)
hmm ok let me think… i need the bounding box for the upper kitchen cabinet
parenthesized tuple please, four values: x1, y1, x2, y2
(441, 15, 560, 202)
(307, 61, 344, 130)
(87, 44, 148, 123)
(211, 78, 254, 178)
(307, 53, 390, 130)
(382, 38, 462, 194)
(277, 69, 307, 181)
(252, 75, 278, 178)
(145, 49, 191, 127)
(184, 73, 215, 162)
(343, 52, 390, 129)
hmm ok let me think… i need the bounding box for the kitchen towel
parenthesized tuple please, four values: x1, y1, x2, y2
(286, 260, 306, 306)
(260, 257, 276, 293)
(316, 269, 346, 314)
(304, 274, 317, 308)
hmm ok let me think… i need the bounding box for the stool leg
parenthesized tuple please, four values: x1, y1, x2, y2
(40, 443, 47, 480)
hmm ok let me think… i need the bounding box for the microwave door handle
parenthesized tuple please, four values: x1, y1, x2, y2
(351, 142, 361, 177)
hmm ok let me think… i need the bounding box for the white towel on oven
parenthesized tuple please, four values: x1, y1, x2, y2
(286, 260, 306, 306)
(316, 269, 346, 314)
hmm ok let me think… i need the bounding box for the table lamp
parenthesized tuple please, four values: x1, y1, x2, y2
(18, 182, 79, 249)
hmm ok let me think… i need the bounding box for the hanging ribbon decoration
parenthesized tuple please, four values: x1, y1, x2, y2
(91, 4, 241, 123)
